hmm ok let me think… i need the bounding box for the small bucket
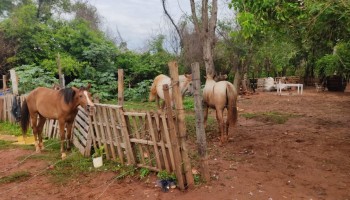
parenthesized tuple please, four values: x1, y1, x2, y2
(93, 156, 103, 168)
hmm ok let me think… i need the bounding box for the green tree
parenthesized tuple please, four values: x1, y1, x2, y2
(229, 0, 350, 79)
(15, 64, 58, 94)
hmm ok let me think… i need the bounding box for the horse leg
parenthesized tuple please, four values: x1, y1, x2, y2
(37, 115, 46, 151)
(156, 95, 161, 109)
(225, 114, 230, 141)
(66, 121, 74, 151)
(216, 109, 226, 145)
(30, 114, 41, 153)
(58, 120, 67, 159)
(203, 104, 209, 129)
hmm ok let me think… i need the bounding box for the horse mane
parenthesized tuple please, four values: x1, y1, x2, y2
(59, 88, 76, 104)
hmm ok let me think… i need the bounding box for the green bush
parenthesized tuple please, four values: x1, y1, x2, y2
(124, 79, 153, 102)
(15, 64, 58, 94)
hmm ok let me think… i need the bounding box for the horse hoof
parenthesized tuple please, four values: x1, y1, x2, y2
(61, 153, 67, 160)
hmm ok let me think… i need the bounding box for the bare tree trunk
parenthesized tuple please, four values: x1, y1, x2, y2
(190, 0, 218, 76)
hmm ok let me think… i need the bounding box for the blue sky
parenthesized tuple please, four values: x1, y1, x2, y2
(89, 0, 233, 51)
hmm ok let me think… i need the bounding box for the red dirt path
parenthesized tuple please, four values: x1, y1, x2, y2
(1, 86, 349, 200)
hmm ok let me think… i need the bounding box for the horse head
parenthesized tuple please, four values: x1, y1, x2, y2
(179, 74, 193, 96)
(73, 83, 95, 114)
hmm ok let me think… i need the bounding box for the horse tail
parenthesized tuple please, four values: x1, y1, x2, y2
(20, 99, 30, 136)
(227, 83, 238, 127)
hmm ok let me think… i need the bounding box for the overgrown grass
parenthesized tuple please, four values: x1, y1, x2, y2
(123, 101, 158, 111)
(0, 121, 22, 136)
(241, 111, 299, 124)
(0, 140, 15, 150)
(0, 171, 31, 184)
(185, 115, 217, 140)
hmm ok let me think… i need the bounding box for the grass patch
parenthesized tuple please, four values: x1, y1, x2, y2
(0, 171, 31, 184)
(241, 111, 299, 124)
(48, 150, 94, 183)
(0, 140, 15, 150)
(183, 96, 194, 110)
(185, 114, 217, 140)
(0, 121, 22, 136)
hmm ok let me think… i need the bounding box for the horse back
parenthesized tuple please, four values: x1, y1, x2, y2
(204, 81, 231, 108)
(26, 87, 64, 119)
(152, 74, 171, 100)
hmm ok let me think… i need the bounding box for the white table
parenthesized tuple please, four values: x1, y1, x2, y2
(276, 83, 303, 95)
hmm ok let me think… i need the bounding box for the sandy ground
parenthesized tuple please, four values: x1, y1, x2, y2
(0, 86, 349, 200)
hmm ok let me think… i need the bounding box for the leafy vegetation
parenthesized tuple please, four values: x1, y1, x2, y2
(139, 168, 150, 180)
(157, 170, 176, 181)
(92, 145, 104, 158)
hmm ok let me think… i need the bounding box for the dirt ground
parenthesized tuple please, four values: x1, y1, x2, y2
(1, 86, 349, 200)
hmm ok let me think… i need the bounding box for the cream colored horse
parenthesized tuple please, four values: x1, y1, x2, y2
(149, 74, 192, 109)
(203, 74, 238, 145)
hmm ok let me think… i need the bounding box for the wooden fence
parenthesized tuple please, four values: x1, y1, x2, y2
(0, 94, 192, 189)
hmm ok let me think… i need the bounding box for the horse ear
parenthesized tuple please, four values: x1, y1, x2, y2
(87, 83, 91, 90)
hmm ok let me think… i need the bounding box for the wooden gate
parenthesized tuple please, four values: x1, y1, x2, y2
(0, 95, 193, 189)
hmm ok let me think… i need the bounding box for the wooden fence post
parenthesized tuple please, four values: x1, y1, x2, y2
(9, 69, 18, 95)
(2, 75, 7, 90)
(191, 62, 210, 182)
(118, 69, 124, 106)
(168, 61, 194, 188)
(56, 53, 65, 88)
(163, 84, 185, 190)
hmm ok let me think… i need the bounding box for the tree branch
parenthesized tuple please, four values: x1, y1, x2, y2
(161, 0, 183, 48)
(190, 0, 201, 38)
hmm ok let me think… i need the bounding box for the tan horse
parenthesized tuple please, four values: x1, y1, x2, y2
(203, 74, 238, 145)
(149, 74, 192, 109)
(21, 84, 95, 159)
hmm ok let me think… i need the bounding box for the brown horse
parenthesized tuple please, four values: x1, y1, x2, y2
(20, 84, 95, 159)
(203, 74, 238, 145)
(149, 74, 192, 109)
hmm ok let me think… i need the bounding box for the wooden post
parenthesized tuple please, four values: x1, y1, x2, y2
(2, 75, 7, 90)
(118, 69, 124, 106)
(163, 84, 185, 190)
(168, 61, 194, 188)
(57, 53, 65, 88)
(9, 69, 18, 95)
(191, 62, 210, 182)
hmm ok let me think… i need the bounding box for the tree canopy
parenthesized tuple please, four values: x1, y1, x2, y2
(0, 0, 349, 101)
